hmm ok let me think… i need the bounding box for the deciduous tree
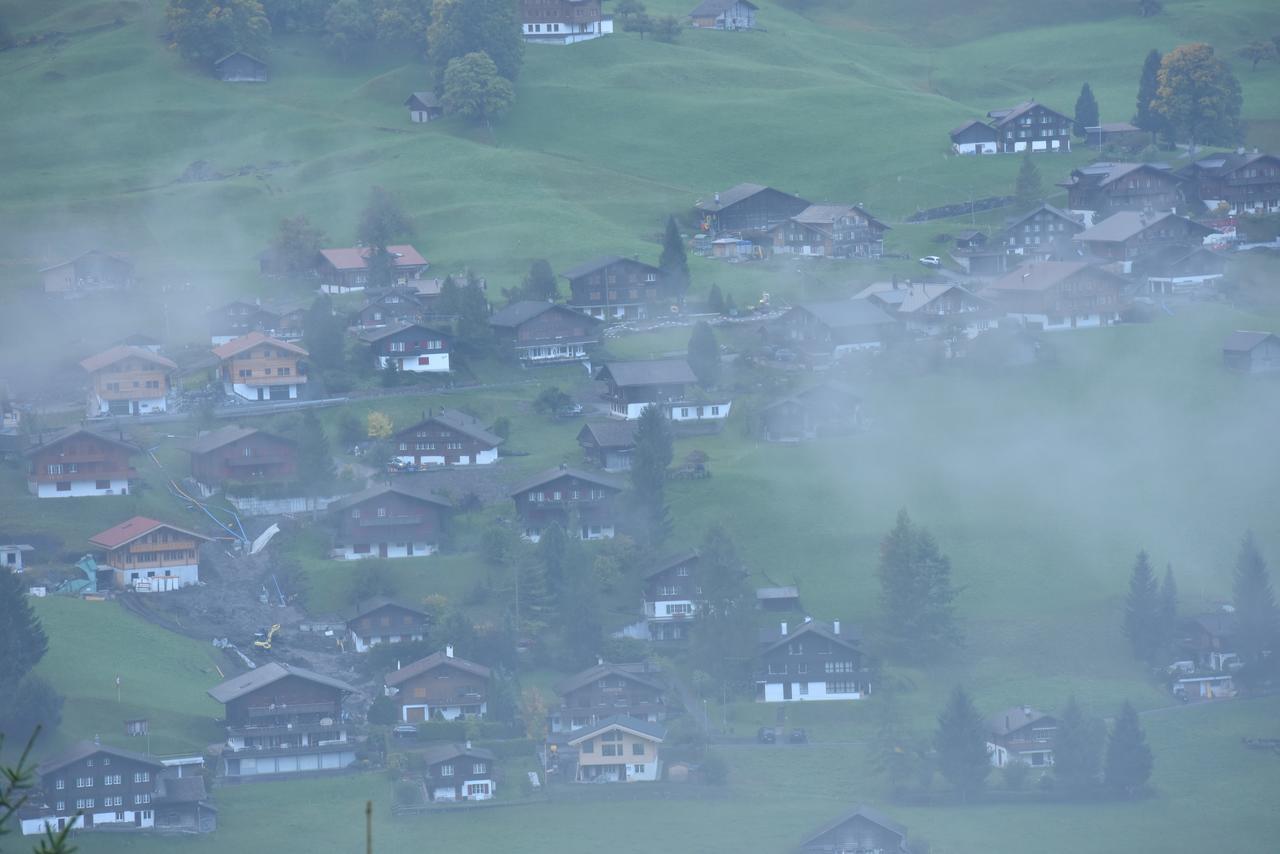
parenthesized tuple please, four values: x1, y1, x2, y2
(166, 0, 271, 65)
(1152, 43, 1243, 149)
(1074, 82, 1099, 137)
(428, 0, 523, 82)
(1123, 550, 1162, 662)
(324, 0, 375, 61)
(1232, 531, 1278, 665)
(876, 509, 963, 661)
(1104, 701, 1153, 796)
(934, 685, 990, 799)
(652, 14, 681, 43)
(366, 410, 394, 440)
(272, 215, 326, 276)
(1237, 40, 1277, 72)
(686, 322, 720, 387)
(442, 51, 515, 125)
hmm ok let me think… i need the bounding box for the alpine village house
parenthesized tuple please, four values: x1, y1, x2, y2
(345, 598, 430, 653)
(488, 300, 603, 365)
(391, 409, 502, 467)
(357, 321, 451, 374)
(384, 647, 490, 722)
(563, 256, 676, 321)
(88, 516, 211, 593)
(642, 550, 702, 642)
(509, 465, 624, 542)
(79, 346, 176, 417)
(951, 100, 1073, 154)
(421, 743, 496, 802)
(770, 204, 889, 258)
(182, 426, 298, 497)
(756, 619, 870, 703)
(986, 705, 1058, 768)
(317, 245, 429, 293)
(550, 661, 668, 733)
(595, 359, 731, 423)
(566, 716, 666, 783)
(25, 427, 139, 498)
(212, 332, 308, 401)
(985, 261, 1127, 331)
(327, 483, 453, 559)
(519, 0, 613, 44)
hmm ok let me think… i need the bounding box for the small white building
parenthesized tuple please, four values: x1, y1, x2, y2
(1, 543, 34, 572)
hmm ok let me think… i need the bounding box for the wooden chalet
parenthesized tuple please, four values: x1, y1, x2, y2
(985, 100, 1073, 154)
(563, 256, 673, 321)
(357, 321, 451, 374)
(688, 0, 757, 29)
(752, 381, 861, 443)
(182, 426, 297, 494)
(405, 91, 442, 122)
(385, 647, 490, 722)
(1002, 203, 1084, 264)
(756, 619, 868, 703)
(1057, 162, 1183, 216)
(317, 245, 429, 293)
(696, 183, 810, 236)
(950, 119, 999, 155)
(1176, 613, 1239, 671)
(17, 742, 214, 837)
(576, 420, 638, 471)
(24, 427, 138, 498)
(567, 715, 665, 782)
(213, 332, 308, 401)
(391, 409, 502, 467)
(855, 282, 995, 339)
(519, 0, 613, 44)
(351, 287, 429, 329)
(770, 204, 888, 259)
(89, 516, 211, 593)
(79, 345, 176, 417)
(1222, 331, 1280, 374)
(488, 301, 602, 364)
(595, 359, 696, 420)
(551, 661, 668, 733)
(421, 743, 496, 801)
(208, 662, 358, 779)
(775, 300, 898, 355)
(509, 465, 624, 542)
(986, 705, 1057, 768)
(327, 483, 452, 560)
(797, 806, 912, 854)
(642, 550, 701, 641)
(345, 597, 430, 653)
(1134, 245, 1227, 297)
(207, 297, 309, 345)
(39, 250, 134, 297)
(985, 261, 1127, 331)
(1073, 211, 1214, 262)
(213, 51, 266, 82)
(1178, 151, 1280, 215)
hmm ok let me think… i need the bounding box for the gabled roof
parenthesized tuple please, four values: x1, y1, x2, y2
(566, 714, 667, 745)
(1059, 161, 1174, 190)
(385, 650, 491, 687)
(757, 380, 861, 414)
(759, 619, 861, 655)
(489, 301, 599, 329)
(212, 331, 308, 360)
(37, 249, 131, 274)
(561, 255, 661, 280)
(23, 427, 139, 457)
(319, 245, 427, 271)
(576, 420, 639, 450)
(1075, 211, 1213, 244)
(790, 204, 888, 231)
(208, 661, 356, 704)
(405, 91, 441, 109)
(79, 345, 177, 374)
(788, 300, 896, 329)
(328, 483, 452, 514)
(987, 261, 1109, 292)
(554, 662, 665, 696)
(1095, 122, 1140, 134)
(345, 596, 430, 624)
(1184, 151, 1280, 178)
(641, 549, 700, 580)
(356, 321, 447, 344)
(987, 706, 1053, 737)
(214, 50, 265, 67)
(1003, 203, 1081, 232)
(181, 425, 293, 456)
(1223, 330, 1279, 353)
(798, 805, 908, 851)
(696, 183, 807, 213)
(595, 359, 697, 387)
(885, 283, 986, 314)
(89, 516, 212, 550)
(689, 0, 758, 16)
(987, 100, 1069, 127)
(509, 465, 625, 497)
(155, 774, 212, 806)
(756, 586, 799, 601)
(420, 742, 496, 767)
(396, 409, 502, 447)
(37, 741, 163, 776)
(949, 118, 995, 139)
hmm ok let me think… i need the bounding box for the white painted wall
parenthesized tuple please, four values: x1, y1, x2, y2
(31, 477, 129, 498)
(89, 395, 167, 416)
(227, 382, 300, 401)
(668, 401, 732, 422)
(377, 353, 451, 373)
(522, 19, 612, 44)
(761, 681, 868, 702)
(113, 563, 199, 592)
(333, 542, 438, 560)
(1005, 312, 1110, 331)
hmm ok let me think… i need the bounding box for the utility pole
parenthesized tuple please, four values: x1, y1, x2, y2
(365, 800, 373, 854)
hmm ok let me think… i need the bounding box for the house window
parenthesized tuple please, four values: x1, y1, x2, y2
(134, 771, 150, 783)
(377, 507, 387, 517)
(105, 774, 121, 785)
(466, 783, 489, 796)
(602, 743, 622, 756)
(826, 681, 856, 694)
(55, 779, 65, 790)
(47, 464, 63, 475)
(134, 793, 150, 805)
(788, 641, 803, 655)
(632, 764, 646, 775)
(439, 764, 454, 777)
(676, 567, 689, 577)
(767, 663, 787, 676)
(56, 801, 65, 812)
(632, 742, 644, 756)
(581, 740, 594, 753)
(76, 799, 94, 810)
(797, 664, 808, 675)
(351, 509, 361, 519)
(472, 763, 486, 775)
(76, 777, 92, 788)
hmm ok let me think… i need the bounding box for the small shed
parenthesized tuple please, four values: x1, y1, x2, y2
(1222, 331, 1280, 374)
(756, 586, 800, 611)
(1, 544, 34, 572)
(1085, 122, 1145, 150)
(406, 92, 443, 123)
(214, 51, 267, 83)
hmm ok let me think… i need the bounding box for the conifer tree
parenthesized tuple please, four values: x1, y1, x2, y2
(1104, 701, 1153, 796)
(1158, 564, 1178, 657)
(1053, 696, 1104, 794)
(934, 685, 990, 799)
(0, 569, 48, 699)
(659, 216, 690, 297)
(691, 525, 754, 688)
(557, 535, 603, 668)
(1133, 49, 1166, 136)
(1014, 151, 1042, 208)
(1233, 531, 1278, 665)
(1074, 82, 1099, 137)
(877, 510, 963, 661)
(707, 283, 725, 315)
(630, 404, 674, 546)
(1123, 550, 1162, 662)
(686, 322, 720, 388)
(537, 521, 569, 595)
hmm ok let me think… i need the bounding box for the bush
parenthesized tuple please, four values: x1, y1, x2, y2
(1002, 760, 1031, 790)
(1, 675, 63, 734)
(600, 636, 649, 663)
(701, 751, 728, 785)
(417, 719, 469, 741)
(368, 694, 397, 726)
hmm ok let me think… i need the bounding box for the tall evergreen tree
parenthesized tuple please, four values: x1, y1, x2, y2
(295, 410, 337, 512)
(557, 535, 603, 668)
(1074, 82, 1100, 137)
(1053, 696, 1105, 794)
(0, 568, 48, 699)
(876, 509, 963, 661)
(427, 0, 523, 82)
(537, 521, 570, 596)
(1123, 550, 1162, 662)
(1158, 564, 1178, 657)
(1232, 531, 1278, 665)
(690, 525, 754, 689)
(358, 186, 415, 287)
(1133, 49, 1166, 135)
(303, 294, 344, 370)
(519, 259, 557, 302)
(1104, 701, 1153, 796)
(630, 404, 674, 546)
(934, 685, 990, 799)
(706, 283, 725, 315)
(686, 322, 720, 388)
(1014, 151, 1042, 208)
(658, 216, 690, 297)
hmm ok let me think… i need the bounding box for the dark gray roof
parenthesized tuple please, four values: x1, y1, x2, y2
(554, 662, 665, 696)
(1003, 203, 1081, 232)
(509, 465, 625, 497)
(759, 619, 861, 654)
(689, 0, 758, 16)
(756, 586, 799, 600)
(641, 549, 700, 580)
(696, 183, 808, 213)
(488, 300, 557, 327)
(155, 774, 211, 805)
(345, 596, 430, 624)
(987, 706, 1053, 737)
(799, 805, 908, 851)
(357, 321, 446, 344)
(595, 359, 697, 387)
(181, 426, 293, 456)
(385, 650, 491, 687)
(561, 256, 661, 280)
(949, 118, 997, 139)
(397, 409, 502, 447)
(419, 743, 496, 766)
(789, 300, 896, 330)
(328, 483, 453, 514)
(23, 426, 139, 457)
(1186, 151, 1280, 178)
(214, 50, 265, 67)
(405, 91, 441, 109)
(207, 661, 356, 704)
(1076, 211, 1212, 244)
(566, 714, 667, 744)
(987, 100, 1069, 127)
(37, 741, 162, 776)
(1223, 330, 1278, 352)
(577, 420, 638, 450)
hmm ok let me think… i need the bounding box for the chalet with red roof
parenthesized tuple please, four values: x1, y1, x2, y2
(24, 427, 138, 498)
(89, 516, 211, 592)
(385, 647, 490, 721)
(985, 261, 1127, 331)
(509, 465, 624, 542)
(357, 321, 451, 373)
(327, 483, 452, 559)
(79, 345, 176, 417)
(212, 332, 308, 401)
(391, 409, 502, 468)
(318, 245, 429, 293)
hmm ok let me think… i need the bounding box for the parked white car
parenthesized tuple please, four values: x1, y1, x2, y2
(919, 255, 942, 267)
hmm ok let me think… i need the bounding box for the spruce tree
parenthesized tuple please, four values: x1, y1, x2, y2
(877, 509, 963, 662)
(1074, 82, 1099, 137)
(1232, 531, 1278, 665)
(1158, 564, 1178, 658)
(537, 521, 569, 595)
(1104, 701, 1153, 796)
(1014, 151, 1042, 209)
(295, 410, 337, 511)
(934, 685, 990, 799)
(1053, 696, 1104, 794)
(1133, 48, 1165, 134)
(303, 295, 344, 371)
(520, 259, 557, 302)
(357, 185, 415, 287)
(0, 568, 49, 699)
(557, 536, 603, 668)
(691, 525, 754, 688)
(630, 404, 674, 546)
(686, 322, 720, 387)
(707, 283, 725, 315)
(658, 215, 690, 297)
(1123, 550, 1162, 662)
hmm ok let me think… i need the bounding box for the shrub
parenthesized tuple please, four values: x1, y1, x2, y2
(1002, 760, 1031, 790)
(701, 751, 728, 785)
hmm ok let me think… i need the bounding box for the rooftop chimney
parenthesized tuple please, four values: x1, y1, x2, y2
(465, 740, 472, 749)
(1005, 715, 1010, 730)
(446, 644, 454, 658)
(1022, 704, 1031, 716)
(780, 621, 788, 636)
(597, 656, 604, 666)
(803, 615, 812, 624)
(714, 192, 721, 204)
(832, 620, 840, 635)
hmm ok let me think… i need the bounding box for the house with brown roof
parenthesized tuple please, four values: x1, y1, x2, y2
(950, 119, 999, 155)
(421, 743, 496, 801)
(89, 516, 212, 593)
(509, 465, 624, 542)
(390, 409, 502, 467)
(577, 420, 638, 471)
(770, 204, 889, 259)
(563, 256, 672, 321)
(689, 0, 757, 29)
(212, 332, 308, 401)
(79, 346, 176, 417)
(775, 300, 899, 355)
(985, 261, 1127, 331)
(695, 183, 810, 236)
(797, 806, 912, 854)
(551, 661, 668, 733)
(345, 598, 430, 653)
(357, 321, 451, 374)
(567, 715, 666, 782)
(317, 245, 429, 293)
(986, 100, 1073, 154)
(327, 483, 452, 559)
(207, 297, 309, 345)
(182, 426, 297, 495)
(1073, 210, 1214, 263)
(986, 705, 1057, 768)
(1222, 331, 1280, 374)
(1178, 151, 1280, 215)
(405, 91, 442, 122)
(1057, 162, 1183, 216)
(520, 0, 613, 44)
(385, 647, 490, 721)
(39, 250, 134, 296)
(1002, 203, 1085, 263)
(489, 301, 602, 364)
(24, 427, 139, 498)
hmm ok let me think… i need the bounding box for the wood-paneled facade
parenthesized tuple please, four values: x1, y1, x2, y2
(564, 256, 672, 321)
(510, 467, 624, 542)
(24, 428, 138, 498)
(213, 332, 308, 401)
(89, 516, 211, 593)
(79, 346, 176, 417)
(327, 484, 452, 560)
(385, 650, 490, 722)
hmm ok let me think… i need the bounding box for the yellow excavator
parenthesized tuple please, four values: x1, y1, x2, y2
(253, 625, 281, 652)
